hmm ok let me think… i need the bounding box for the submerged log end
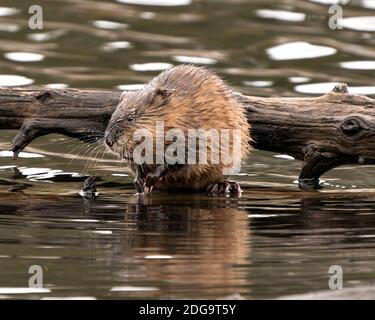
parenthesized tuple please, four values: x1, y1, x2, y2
(297, 84, 375, 189)
(298, 144, 348, 190)
(11, 119, 52, 158)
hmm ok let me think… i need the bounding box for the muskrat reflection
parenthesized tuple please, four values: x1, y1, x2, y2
(121, 196, 251, 297)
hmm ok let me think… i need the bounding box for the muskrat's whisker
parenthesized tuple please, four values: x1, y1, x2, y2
(98, 145, 108, 165)
(69, 141, 98, 167)
(64, 144, 88, 167)
(84, 142, 108, 172)
(83, 135, 105, 143)
(83, 143, 103, 173)
(92, 144, 106, 170)
(80, 143, 100, 173)
(94, 145, 108, 170)
(79, 130, 105, 145)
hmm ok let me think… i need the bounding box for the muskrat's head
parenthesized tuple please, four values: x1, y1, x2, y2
(104, 85, 173, 160)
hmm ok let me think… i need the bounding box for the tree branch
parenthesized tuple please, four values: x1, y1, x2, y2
(1, 84, 374, 189)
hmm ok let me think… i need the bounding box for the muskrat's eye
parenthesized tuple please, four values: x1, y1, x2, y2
(127, 115, 135, 122)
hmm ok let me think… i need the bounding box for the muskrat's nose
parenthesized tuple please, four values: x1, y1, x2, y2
(105, 135, 115, 148)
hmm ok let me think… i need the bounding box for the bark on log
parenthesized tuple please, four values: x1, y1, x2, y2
(0, 84, 374, 189)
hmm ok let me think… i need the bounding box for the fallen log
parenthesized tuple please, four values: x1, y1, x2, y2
(0, 84, 374, 189)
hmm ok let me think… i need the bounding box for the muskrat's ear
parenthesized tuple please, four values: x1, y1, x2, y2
(119, 91, 128, 103)
(156, 88, 174, 97)
(151, 87, 174, 105)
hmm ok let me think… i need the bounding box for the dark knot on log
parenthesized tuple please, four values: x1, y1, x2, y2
(35, 91, 52, 103)
(341, 117, 364, 135)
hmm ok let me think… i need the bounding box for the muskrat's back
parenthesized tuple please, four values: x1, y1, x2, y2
(105, 65, 251, 195)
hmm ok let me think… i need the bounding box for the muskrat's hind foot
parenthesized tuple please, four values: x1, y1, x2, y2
(206, 181, 242, 197)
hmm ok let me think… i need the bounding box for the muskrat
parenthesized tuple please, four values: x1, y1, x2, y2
(104, 65, 251, 195)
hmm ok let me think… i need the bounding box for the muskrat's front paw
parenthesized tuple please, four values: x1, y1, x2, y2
(229, 182, 242, 196)
(134, 177, 145, 194)
(206, 181, 242, 197)
(143, 173, 160, 194)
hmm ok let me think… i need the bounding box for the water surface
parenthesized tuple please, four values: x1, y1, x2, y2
(1, 0, 375, 299)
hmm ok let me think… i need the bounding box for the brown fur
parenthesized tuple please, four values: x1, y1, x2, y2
(105, 65, 251, 192)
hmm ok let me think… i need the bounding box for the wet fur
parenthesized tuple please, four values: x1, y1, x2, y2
(105, 65, 251, 192)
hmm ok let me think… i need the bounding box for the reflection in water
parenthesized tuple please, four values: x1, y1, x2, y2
(4, 52, 44, 62)
(117, 0, 192, 6)
(92, 20, 128, 30)
(0, 151, 44, 158)
(129, 62, 173, 71)
(0, 75, 34, 86)
(256, 9, 306, 22)
(0, 189, 375, 299)
(124, 196, 251, 297)
(266, 41, 337, 61)
(0, 7, 18, 17)
(343, 16, 375, 32)
(0, 192, 251, 299)
(340, 61, 375, 70)
(173, 55, 217, 65)
(102, 41, 132, 52)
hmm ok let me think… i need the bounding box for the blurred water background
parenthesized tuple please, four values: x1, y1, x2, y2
(0, 0, 375, 299)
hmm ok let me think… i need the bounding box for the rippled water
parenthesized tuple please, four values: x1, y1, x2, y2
(1, 0, 375, 299)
